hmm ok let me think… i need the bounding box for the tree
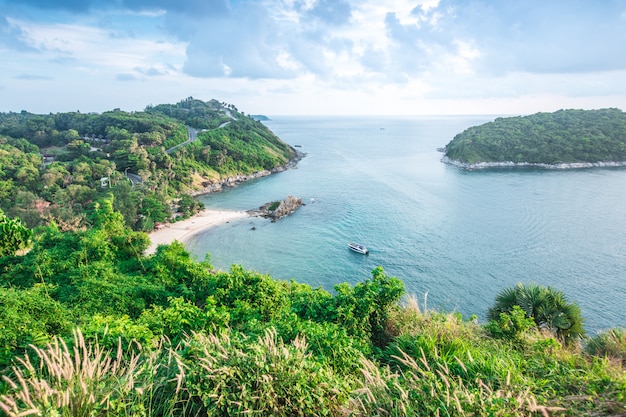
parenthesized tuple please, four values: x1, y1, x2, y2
(487, 283, 585, 343)
(0, 209, 32, 256)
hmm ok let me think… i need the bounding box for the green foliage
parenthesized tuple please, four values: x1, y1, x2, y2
(488, 282, 585, 343)
(0, 330, 186, 417)
(0, 209, 32, 256)
(352, 350, 542, 416)
(81, 313, 156, 350)
(586, 328, 626, 366)
(486, 305, 537, 341)
(331, 266, 405, 349)
(182, 329, 350, 417)
(206, 264, 292, 325)
(146, 97, 231, 130)
(268, 200, 281, 211)
(138, 296, 230, 345)
(0, 99, 295, 230)
(444, 108, 626, 164)
(0, 200, 623, 415)
(0, 285, 73, 367)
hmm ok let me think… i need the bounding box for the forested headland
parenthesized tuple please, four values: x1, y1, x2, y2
(0, 101, 624, 415)
(443, 108, 626, 168)
(0, 97, 296, 232)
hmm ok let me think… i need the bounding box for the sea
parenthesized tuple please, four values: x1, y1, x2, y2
(184, 116, 626, 334)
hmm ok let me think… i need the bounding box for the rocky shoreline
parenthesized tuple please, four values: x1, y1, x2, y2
(441, 156, 626, 170)
(248, 195, 304, 222)
(190, 150, 305, 196)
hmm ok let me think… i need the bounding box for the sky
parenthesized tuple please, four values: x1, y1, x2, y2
(1, 0, 626, 116)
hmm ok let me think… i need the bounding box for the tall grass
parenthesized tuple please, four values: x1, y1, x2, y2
(0, 330, 185, 417)
(585, 328, 626, 367)
(350, 348, 563, 416)
(182, 328, 351, 416)
(1, 314, 624, 416)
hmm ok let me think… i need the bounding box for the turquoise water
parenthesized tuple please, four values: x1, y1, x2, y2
(186, 116, 626, 333)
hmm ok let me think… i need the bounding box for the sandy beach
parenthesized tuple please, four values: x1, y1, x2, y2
(145, 208, 249, 254)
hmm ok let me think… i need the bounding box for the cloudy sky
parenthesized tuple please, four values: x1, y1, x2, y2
(1, 0, 625, 115)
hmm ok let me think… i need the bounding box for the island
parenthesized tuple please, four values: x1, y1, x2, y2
(442, 108, 626, 169)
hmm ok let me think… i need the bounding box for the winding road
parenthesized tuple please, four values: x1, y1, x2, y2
(126, 110, 237, 182)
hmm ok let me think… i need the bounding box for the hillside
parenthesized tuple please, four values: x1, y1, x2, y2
(0, 97, 296, 231)
(443, 108, 626, 168)
(0, 202, 624, 416)
(0, 101, 624, 414)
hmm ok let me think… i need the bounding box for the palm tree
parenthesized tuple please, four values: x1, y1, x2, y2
(488, 283, 585, 343)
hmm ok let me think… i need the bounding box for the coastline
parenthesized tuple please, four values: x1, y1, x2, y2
(146, 149, 304, 255)
(441, 156, 626, 170)
(145, 208, 249, 255)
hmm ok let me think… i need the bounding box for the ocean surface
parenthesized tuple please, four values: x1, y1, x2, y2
(185, 116, 626, 333)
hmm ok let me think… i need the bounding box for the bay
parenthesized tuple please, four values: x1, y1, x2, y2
(186, 116, 626, 333)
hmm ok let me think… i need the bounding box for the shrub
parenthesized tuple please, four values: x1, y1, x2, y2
(585, 328, 626, 367)
(487, 283, 585, 343)
(486, 305, 537, 341)
(182, 328, 351, 416)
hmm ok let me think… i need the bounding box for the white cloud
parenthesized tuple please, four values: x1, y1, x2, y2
(7, 17, 186, 78)
(0, 0, 625, 115)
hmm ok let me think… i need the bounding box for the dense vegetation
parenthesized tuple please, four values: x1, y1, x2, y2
(0, 200, 624, 416)
(444, 108, 626, 165)
(0, 101, 623, 415)
(0, 97, 296, 231)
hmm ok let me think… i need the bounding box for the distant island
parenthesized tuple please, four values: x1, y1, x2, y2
(250, 115, 271, 121)
(442, 108, 626, 169)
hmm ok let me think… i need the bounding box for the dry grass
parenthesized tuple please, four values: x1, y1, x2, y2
(349, 346, 561, 417)
(0, 330, 185, 417)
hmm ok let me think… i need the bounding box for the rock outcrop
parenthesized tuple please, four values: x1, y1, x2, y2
(249, 195, 304, 222)
(190, 151, 305, 196)
(190, 171, 271, 196)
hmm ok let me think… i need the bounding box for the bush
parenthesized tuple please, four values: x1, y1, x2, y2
(586, 328, 626, 366)
(182, 328, 351, 416)
(486, 305, 537, 341)
(487, 283, 585, 343)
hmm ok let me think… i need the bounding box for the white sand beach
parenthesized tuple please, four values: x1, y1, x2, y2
(145, 209, 249, 254)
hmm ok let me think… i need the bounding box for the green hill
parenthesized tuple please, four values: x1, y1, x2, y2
(0, 103, 624, 415)
(0, 202, 623, 416)
(0, 97, 297, 231)
(443, 108, 626, 167)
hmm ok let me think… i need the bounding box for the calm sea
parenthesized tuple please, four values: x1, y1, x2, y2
(186, 116, 626, 333)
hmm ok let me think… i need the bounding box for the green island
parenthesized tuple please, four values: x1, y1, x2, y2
(443, 108, 626, 169)
(0, 101, 624, 416)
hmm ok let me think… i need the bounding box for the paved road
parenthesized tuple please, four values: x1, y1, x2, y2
(118, 116, 235, 183)
(166, 127, 198, 154)
(126, 172, 142, 185)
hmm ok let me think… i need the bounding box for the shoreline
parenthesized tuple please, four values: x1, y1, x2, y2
(146, 150, 304, 255)
(145, 208, 249, 254)
(441, 156, 626, 170)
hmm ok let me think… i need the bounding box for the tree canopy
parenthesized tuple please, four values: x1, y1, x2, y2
(444, 108, 626, 165)
(0, 98, 296, 231)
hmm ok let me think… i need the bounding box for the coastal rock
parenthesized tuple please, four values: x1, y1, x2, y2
(190, 170, 271, 196)
(190, 151, 305, 196)
(441, 156, 626, 171)
(250, 195, 304, 221)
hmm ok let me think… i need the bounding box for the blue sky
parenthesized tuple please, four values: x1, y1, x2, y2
(1, 0, 625, 115)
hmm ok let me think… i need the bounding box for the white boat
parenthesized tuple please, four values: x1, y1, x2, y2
(348, 242, 369, 254)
